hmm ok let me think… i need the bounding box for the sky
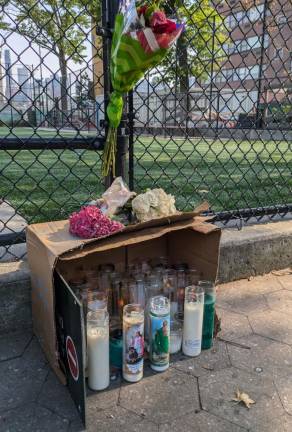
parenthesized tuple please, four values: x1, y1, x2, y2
(0, 31, 94, 80)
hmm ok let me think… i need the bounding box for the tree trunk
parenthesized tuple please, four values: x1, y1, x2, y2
(59, 51, 68, 123)
(176, 33, 190, 126)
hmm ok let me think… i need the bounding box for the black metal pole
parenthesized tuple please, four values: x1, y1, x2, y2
(128, 90, 134, 191)
(255, 0, 268, 129)
(101, 0, 128, 186)
(208, 16, 216, 129)
(101, 0, 112, 187)
(216, 90, 220, 137)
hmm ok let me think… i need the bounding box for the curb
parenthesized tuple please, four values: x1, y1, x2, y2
(218, 220, 292, 282)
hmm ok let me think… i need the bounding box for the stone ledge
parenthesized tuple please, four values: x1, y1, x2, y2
(0, 260, 30, 285)
(218, 220, 292, 282)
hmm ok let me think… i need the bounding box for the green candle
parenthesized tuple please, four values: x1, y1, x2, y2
(202, 292, 216, 349)
(198, 281, 216, 350)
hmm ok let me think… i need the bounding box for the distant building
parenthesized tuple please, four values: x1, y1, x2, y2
(14, 66, 31, 102)
(0, 50, 4, 105)
(212, 0, 292, 126)
(3, 49, 17, 100)
(46, 74, 61, 99)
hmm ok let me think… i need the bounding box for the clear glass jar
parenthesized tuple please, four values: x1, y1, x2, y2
(187, 268, 199, 285)
(170, 319, 182, 354)
(162, 269, 178, 317)
(176, 268, 187, 315)
(145, 274, 162, 303)
(109, 317, 123, 370)
(111, 273, 122, 316)
(123, 304, 144, 382)
(87, 290, 108, 313)
(183, 285, 204, 357)
(86, 270, 99, 291)
(98, 264, 115, 314)
(151, 256, 168, 270)
(128, 275, 146, 308)
(87, 309, 109, 391)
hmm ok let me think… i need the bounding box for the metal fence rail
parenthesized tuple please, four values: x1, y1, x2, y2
(0, 0, 291, 260)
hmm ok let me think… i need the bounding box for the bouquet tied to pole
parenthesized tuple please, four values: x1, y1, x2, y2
(102, 0, 184, 176)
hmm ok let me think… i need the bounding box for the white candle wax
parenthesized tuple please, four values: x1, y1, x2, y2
(183, 302, 204, 357)
(170, 332, 182, 354)
(87, 326, 109, 390)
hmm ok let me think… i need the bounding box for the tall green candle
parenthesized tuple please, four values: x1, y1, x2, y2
(200, 281, 216, 350)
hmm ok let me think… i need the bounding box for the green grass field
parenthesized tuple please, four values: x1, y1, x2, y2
(1, 127, 291, 223)
(0, 126, 96, 138)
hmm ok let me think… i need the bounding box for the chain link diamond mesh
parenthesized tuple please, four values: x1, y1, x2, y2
(0, 0, 291, 260)
(131, 0, 292, 218)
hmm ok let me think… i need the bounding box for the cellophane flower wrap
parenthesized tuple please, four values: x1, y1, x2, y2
(102, 0, 184, 176)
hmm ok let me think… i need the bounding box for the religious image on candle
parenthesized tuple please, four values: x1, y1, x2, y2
(150, 315, 170, 367)
(123, 311, 144, 382)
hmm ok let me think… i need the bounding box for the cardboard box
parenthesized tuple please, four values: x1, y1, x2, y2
(26, 210, 221, 425)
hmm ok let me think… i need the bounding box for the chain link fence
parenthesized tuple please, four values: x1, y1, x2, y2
(131, 0, 292, 216)
(0, 0, 291, 260)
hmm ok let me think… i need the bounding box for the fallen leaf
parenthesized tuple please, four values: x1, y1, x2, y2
(232, 389, 256, 409)
(202, 365, 214, 371)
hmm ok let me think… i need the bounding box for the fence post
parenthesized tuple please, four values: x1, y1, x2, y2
(128, 90, 134, 191)
(255, 0, 269, 129)
(101, 0, 129, 187)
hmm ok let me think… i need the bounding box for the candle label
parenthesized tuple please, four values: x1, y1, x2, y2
(149, 313, 170, 367)
(123, 321, 144, 377)
(183, 338, 201, 350)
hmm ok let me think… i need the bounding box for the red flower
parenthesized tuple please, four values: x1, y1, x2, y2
(137, 5, 148, 17)
(150, 11, 177, 34)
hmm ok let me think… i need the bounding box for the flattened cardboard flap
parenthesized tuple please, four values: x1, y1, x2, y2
(26, 202, 211, 265)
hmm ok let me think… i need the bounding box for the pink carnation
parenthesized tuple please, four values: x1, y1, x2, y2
(69, 205, 124, 239)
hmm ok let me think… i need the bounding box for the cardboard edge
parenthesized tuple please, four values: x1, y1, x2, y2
(58, 217, 217, 262)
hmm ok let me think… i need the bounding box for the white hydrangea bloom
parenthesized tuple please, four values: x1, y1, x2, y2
(132, 188, 177, 222)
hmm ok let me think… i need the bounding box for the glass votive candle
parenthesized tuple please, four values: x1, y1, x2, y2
(163, 269, 178, 317)
(200, 280, 216, 350)
(123, 304, 144, 382)
(87, 290, 108, 312)
(176, 268, 187, 315)
(183, 285, 204, 357)
(87, 309, 110, 391)
(110, 318, 123, 370)
(170, 319, 182, 354)
(187, 268, 199, 285)
(128, 276, 146, 308)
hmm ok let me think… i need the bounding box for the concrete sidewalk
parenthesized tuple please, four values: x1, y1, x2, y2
(0, 271, 291, 431)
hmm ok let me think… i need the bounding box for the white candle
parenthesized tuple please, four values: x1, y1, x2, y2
(182, 286, 204, 357)
(170, 333, 182, 354)
(87, 311, 109, 391)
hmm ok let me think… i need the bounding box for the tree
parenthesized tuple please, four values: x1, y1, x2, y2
(160, 0, 227, 122)
(76, 71, 95, 108)
(3, 0, 100, 116)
